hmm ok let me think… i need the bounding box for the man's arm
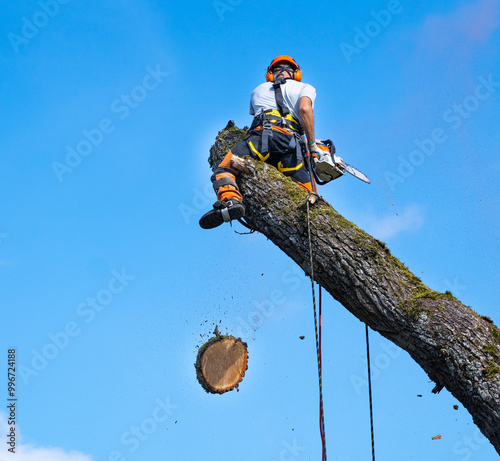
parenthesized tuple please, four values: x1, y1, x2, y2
(299, 96, 315, 143)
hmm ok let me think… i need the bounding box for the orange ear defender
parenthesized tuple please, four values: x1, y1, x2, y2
(266, 56, 302, 82)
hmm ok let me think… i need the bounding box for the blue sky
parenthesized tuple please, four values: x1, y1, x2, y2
(1, 0, 499, 460)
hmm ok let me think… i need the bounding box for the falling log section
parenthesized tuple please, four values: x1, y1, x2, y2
(206, 121, 500, 454)
(196, 335, 249, 394)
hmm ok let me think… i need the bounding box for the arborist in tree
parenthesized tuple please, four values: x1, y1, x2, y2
(199, 55, 336, 229)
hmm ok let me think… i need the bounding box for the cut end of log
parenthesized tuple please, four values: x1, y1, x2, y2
(307, 193, 320, 205)
(195, 335, 249, 394)
(229, 155, 254, 175)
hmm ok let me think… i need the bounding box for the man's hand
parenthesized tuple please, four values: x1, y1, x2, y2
(307, 141, 321, 159)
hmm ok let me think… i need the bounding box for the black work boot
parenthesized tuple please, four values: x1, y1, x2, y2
(199, 200, 246, 229)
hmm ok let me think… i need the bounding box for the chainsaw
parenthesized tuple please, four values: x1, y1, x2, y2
(313, 139, 370, 185)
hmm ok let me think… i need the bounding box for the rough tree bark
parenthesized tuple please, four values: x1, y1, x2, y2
(208, 122, 500, 454)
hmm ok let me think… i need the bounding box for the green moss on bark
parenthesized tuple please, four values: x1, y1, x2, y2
(484, 362, 500, 379)
(491, 325, 500, 345)
(483, 344, 500, 363)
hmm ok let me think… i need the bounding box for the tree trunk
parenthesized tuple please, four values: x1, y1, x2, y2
(208, 122, 500, 453)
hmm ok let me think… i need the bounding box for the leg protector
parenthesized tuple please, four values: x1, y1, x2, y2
(296, 181, 314, 193)
(211, 152, 243, 202)
(212, 172, 243, 202)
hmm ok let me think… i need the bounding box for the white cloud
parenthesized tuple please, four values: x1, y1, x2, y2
(417, 0, 500, 54)
(366, 204, 425, 240)
(0, 412, 93, 461)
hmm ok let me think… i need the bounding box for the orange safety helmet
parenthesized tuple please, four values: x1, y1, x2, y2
(266, 56, 302, 82)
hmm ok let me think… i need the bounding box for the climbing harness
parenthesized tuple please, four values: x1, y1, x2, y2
(248, 77, 306, 165)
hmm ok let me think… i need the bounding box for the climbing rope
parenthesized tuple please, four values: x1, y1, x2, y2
(306, 191, 377, 461)
(306, 193, 327, 461)
(366, 325, 376, 461)
(305, 151, 376, 460)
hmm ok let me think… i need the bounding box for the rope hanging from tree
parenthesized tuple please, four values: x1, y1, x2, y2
(306, 192, 376, 461)
(366, 325, 376, 461)
(306, 193, 327, 460)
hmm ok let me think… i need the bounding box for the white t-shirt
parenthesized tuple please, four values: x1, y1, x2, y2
(250, 79, 316, 122)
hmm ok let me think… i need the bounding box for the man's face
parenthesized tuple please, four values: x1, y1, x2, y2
(272, 62, 294, 79)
